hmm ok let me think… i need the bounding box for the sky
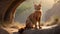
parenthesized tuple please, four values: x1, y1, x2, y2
(15, 0, 58, 24)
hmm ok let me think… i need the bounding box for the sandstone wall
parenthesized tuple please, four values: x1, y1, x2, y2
(0, 0, 25, 25)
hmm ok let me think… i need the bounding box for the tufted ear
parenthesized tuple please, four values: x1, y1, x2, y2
(38, 4, 41, 7)
(38, 1, 42, 7)
(33, 2, 37, 7)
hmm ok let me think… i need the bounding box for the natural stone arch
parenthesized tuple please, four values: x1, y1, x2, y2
(0, 0, 25, 25)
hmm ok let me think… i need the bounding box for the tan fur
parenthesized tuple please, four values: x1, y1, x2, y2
(26, 4, 41, 29)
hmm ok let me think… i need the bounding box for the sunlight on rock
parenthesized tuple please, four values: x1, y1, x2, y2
(41, 24, 58, 29)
